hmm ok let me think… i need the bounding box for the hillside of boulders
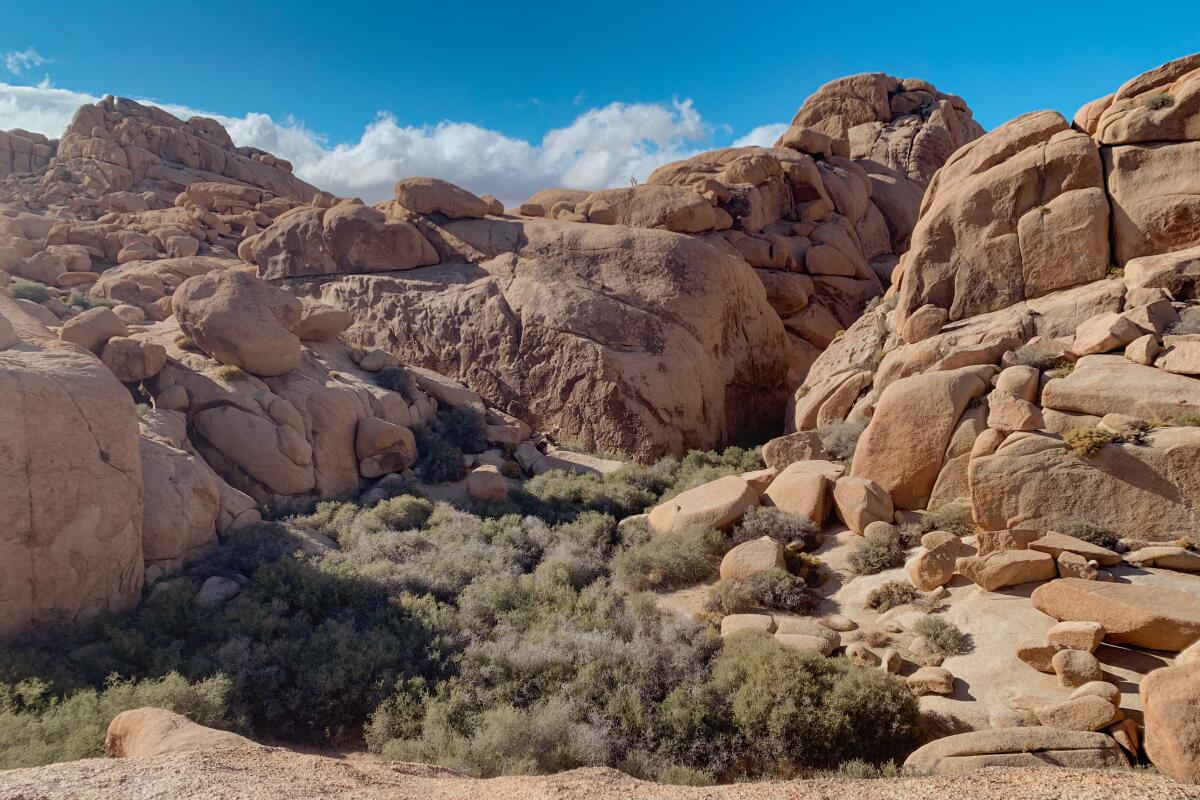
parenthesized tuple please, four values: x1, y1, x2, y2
(2, 52, 1200, 795)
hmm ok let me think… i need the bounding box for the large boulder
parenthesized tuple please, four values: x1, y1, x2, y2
(648, 475, 761, 533)
(850, 365, 992, 509)
(1031, 578, 1200, 651)
(173, 269, 302, 377)
(1142, 660, 1200, 783)
(106, 708, 258, 758)
(0, 349, 143, 640)
(295, 217, 790, 460)
(785, 72, 984, 186)
(969, 428, 1200, 535)
(903, 727, 1126, 774)
(896, 111, 1109, 325)
(1042, 354, 1200, 419)
(139, 436, 220, 573)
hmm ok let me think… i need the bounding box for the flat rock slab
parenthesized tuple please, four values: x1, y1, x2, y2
(903, 727, 1127, 774)
(1032, 578, 1200, 651)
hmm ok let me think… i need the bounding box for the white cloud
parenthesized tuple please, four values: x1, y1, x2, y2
(731, 122, 788, 148)
(3, 48, 49, 76)
(0, 79, 762, 206)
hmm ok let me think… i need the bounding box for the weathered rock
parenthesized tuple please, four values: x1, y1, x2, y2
(897, 112, 1109, 325)
(139, 436, 219, 573)
(957, 549, 1056, 591)
(762, 463, 831, 525)
(1048, 621, 1106, 653)
(908, 666, 955, 696)
(1016, 640, 1060, 673)
(1142, 660, 1200, 783)
(850, 365, 991, 509)
(832, 476, 893, 533)
(1031, 578, 1200, 651)
(1031, 532, 1122, 567)
(907, 535, 962, 591)
(1036, 695, 1122, 731)
(173, 269, 302, 376)
(0, 349, 143, 640)
(1072, 681, 1122, 706)
(293, 299, 352, 342)
(1125, 546, 1200, 572)
(106, 708, 258, 759)
(719, 536, 786, 580)
(720, 613, 775, 636)
(975, 528, 1040, 556)
(774, 632, 837, 656)
(649, 475, 761, 533)
(393, 177, 490, 219)
(903, 728, 1126, 774)
(1160, 335, 1200, 375)
(196, 576, 241, 608)
(761, 430, 828, 468)
(101, 337, 167, 382)
(1053, 649, 1105, 687)
(59, 306, 128, 353)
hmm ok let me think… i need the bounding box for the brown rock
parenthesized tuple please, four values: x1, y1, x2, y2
(762, 463, 830, 525)
(907, 535, 962, 591)
(832, 476, 893, 533)
(106, 708, 257, 759)
(101, 337, 167, 383)
(59, 306, 128, 353)
(1036, 695, 1122, 731)
(1048, 621, 1106, 653)
(975, 528, 1040, 555)
(1142, 660, 1200, 783)
(649, 475, 761, 533)
(720, 613, 775, 636)
(908, 666, 955, 696)
(903, 727, 1126, 774)
(1016, 641, 1060, 673)
(1031, 532, 1122, 567)
(761, 430, 828, 468)
(393, 177, 490, 219)
(1031, 578, 1200, 651)
(957, 549, 1056, 591)
(719, 536, 786, 580)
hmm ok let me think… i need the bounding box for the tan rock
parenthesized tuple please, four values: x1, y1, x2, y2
(1142, 660, 1200, 783)
(173, 270, 301, 377)
(466, 465, 508, 503)
(106, 708, 257, 758)
(987, 390, 1044, 433)
(1031, 578, 1200, 651)
(761, 430, 828, 468)
(1036, 695, 1122, 731)
(844, 642, 881, 668)
(578, 184, 719, 233)
(975, 528, 1039, 556)
(719, 536, 786, 580)
(1126, 333, 1162, 366)
(1125, 546, 1200, 572)
(850, 365, 991, 509)
(1016, 641, 1060, 673)
(101, 337, 167, 383)
(1159, 335, 1200, 375)
(832, 476, 893, 533)
(957, 549, 1056, 591)
(907, 536, 962, 591)
(902, 304, 948, 343)
(1031, 532, 1122, 567)
(1072, 681, 1122, 706)
(0, 349, 143, 640)
(1048, 621, 1106, 653)
(995, 366, 1040, 402)
(720, 613, 775, 636)
(59, 306, 128, 353)
(903, 727, 1126, 774)
(293, 299, 352, 342)
(139, 437, 219, 573)
(1072, 311, 1145, 356)
(908, 666, 955, 696)
(762, 463, 830, 525)
(393, 177, 490, 219)
(774, 632, 836, 656)
(1056, 551, 1100, 580)
(649, 475, 761, 533)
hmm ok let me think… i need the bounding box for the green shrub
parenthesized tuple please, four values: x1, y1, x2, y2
(0, 673, 233, 769)
(707, 634, 920, 775)
(728, 506, 818, 551)
(213, 364, 250, 382)
(9, 278, 51, 303)
(911, 615, 970, 656)
(920, 502, 976, 537)
(849, 537, 905, 576)
(1056, 519, 1120, 551)
(1008, 344, 1066, 371)
(864, 581, 919, 612)
(434, 407, 488, 454)
(1142, 92, 1175, 110)
(705, 579, 759, 615)
(816, 418, 868, 463)
(1064, 426, 1118, 458)
(809, 759, 904, 779)
(413, 427, 465, 483)
(66, 292, 116, 310)
(1172, 410, 1200, 427)
(742, 569, 819, 614)
(658, 765, 716, 785)
(375, 366, 417, 399)
(517, 467, 659, 521)
(611, 525, 723, 590)
(1047, 362, 1075, 379)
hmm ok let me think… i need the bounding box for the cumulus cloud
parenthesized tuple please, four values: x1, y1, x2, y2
(0, 79, 753, 205)
(3, 48, 49, 76)
(731, 122, 788, 148)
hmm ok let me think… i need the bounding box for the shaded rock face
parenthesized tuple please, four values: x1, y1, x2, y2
(293, 217, 790, 461)
(897, 110, 1110, 325)
(786, 72, 985, 185)
(0, 346, 143, 640)
(0, 128, 56, 180)
(50, 96, 318, 206)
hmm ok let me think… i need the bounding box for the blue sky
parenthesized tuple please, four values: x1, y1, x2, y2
(2, 1, 1199, 202)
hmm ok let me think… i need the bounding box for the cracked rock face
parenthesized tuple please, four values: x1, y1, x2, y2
(0, 343, 143, 639)
(284, 217, 791, 461)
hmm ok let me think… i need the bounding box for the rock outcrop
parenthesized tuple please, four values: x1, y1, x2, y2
(106, 708, 258, 758)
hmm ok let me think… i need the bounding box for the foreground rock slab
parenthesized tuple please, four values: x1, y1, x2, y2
(1031, 578, 1200, 651)
(903, 727, 1126, 774)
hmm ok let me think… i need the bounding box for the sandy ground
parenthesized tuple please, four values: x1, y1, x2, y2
(1, 748, 1198, 800)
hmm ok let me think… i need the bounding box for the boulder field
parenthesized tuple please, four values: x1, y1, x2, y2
(3, 50, 1200, 788)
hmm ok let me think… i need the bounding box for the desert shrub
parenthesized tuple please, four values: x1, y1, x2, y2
(1173, 410, 1200, 427)
(787, 551, 827, 587)
(8, 278, 51, 303)
(0, 672, 233, 769)
(809, 759, 904, 779)
(1167, 306, 1200, 335)
(1142, 92, 1175, 110)
(706, 635, 921, 775)
(1056, 519, 1120, 551)
(435, 407, 488, 454)
(173, 334, 201, 352)
(375, 366, 417, 399)
(864, 581, 919, 612)
(658, 765, 716, 786)
(516, 467, 660, 521)
(849, 536, 905, 576)
(213, 364, 249, 382)
(816, 418, 868, 463)
(659, 447, 764, 498)
(705, 579, 759, 615)
(919, 502, 976, 537)
(1064, 426, 1118, 458)
(861, 630, 891, 648)
(742, 569, 820, 614)
(728, 507, 819, 551)
(911, 615, 970, 656)
(1009, 344, 1068, 371)
(65, 292, 116, 310)
(413, 427, 465, 483)
(611, 525, 723, 590)
(1047, 362, 1075, 379)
